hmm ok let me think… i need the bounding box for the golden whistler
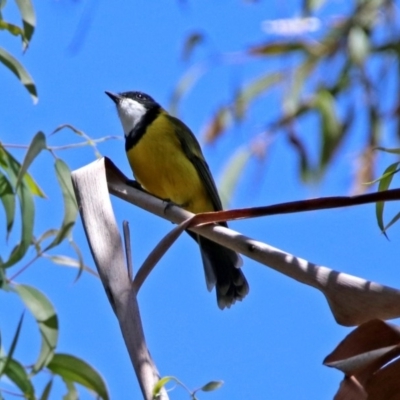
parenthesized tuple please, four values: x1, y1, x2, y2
(106, 91, 249, 309)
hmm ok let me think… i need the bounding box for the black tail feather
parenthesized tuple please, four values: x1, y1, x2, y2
(187, 231, 249, 309)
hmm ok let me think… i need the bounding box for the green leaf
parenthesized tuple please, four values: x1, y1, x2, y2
(249, 40, 312, 56)
(47, 353, 109, 400)
(234, 72, 283, 119)
(52, 124, 86, 137)
(153, 376, 176, 398)
(0, 146, 36, 267)
(375, 162, 400, 235)
(200, 380, 224, 392)
(181, 31, 205, 61)
(384, 210, 400, 232)
(202, 106, 232, 143)
(0, 171, 15, 236)
(0, 46, 37, 103)
(15, 131, 47, 191)
(3, 358, 35, 399)
(0, 20, 24, 37)
(375, 147, 400, 155)
(46, 253, 97, 278)
(287, 128, 313, 181)
(283, 58, 317, 115)
(0, 313, 24, 377)
(13, 284, 58, 373)
(218, 146, 252, 209)
(24, 172, 46, 198)
(314, 89, 344, 174)
(348, 26, 370, 65)
(62, 379, 78, 400)
(2, 175, 34, 268)
(303, 0, 326, 13)
(34, 229, 59, 251)
(40, 379, 53, 400)
(169, 63, 207, 116)
(15, 0, 36, 49)
(46, 160, 77, 249)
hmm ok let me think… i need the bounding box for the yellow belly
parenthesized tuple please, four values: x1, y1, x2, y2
(126, 118, 214, 214)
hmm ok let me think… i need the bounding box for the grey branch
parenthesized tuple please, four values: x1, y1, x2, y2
(104, 157, 400, 327)
(71, 155, 400, 399)
(71, 158, 168, 400)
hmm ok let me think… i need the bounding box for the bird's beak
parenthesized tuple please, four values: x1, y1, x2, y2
(105, 91, 122, 104)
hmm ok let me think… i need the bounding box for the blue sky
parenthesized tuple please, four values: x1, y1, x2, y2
(2, 1, 400, 399)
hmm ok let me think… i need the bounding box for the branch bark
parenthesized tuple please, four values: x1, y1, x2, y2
(71, 159, 168, 400)
(71, 155, 400, 400)
(103, 157, 400, 327)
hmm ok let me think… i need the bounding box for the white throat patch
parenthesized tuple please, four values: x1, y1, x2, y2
(117, 98, 147, 137)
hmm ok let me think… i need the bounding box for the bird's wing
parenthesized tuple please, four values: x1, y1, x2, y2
(165, 114, 225, 214)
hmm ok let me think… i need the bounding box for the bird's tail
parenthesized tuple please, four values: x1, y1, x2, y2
(188, 231, 249, 309)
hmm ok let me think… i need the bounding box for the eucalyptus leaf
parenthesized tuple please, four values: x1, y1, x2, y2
(48, 353, 109, 400)
(15, 131, 47, 191)
(46, 160, 77, 249)
(4, 358, 35, 399)
(0, 171, 15, 236)
(0, 47, 37, 102)
(15, 0, 36, 48)
(14, 284, 58, 373)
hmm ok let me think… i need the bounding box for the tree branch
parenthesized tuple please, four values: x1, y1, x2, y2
(102, 156, 400, 327)
(71, 159, 168, 400)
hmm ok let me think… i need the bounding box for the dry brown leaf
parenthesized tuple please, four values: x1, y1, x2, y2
(367, 358, 400, 400)
(334, 376, 367, 400)
(325, 320, 400, 399)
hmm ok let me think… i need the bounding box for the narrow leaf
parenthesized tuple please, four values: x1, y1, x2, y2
(248, 40, 311, 56)
(153, 376, 176, 397)
(0, 20, 24, 37)
(46, 160, 78, 249)
(13, 284, 58, 373)
(2, 175, 34, 268)
(4, 358, 35, 399)
(200, 380, 224, 392)
(46, 254, 97, 278)
(62, 379, 78, 400)
(47, 353, 109, 400)
(169, 63, 207, 116)
(314, 89, 344, 173)
(218, 146, 252, 209)
(40, 379, 53, 400)
(181, 31, 205, 61)
(15, 131, 47, 191)
(375, 146, 400, 155)
(202, 106, 232, 143)
(69, 239, 95, 280)
(375, 162, 400, 234)
(24, 172, 46, 198)
(234, 72, 283, 119)
(14, 0, 36, 48)
(0, 47, 37, 102)
(384, 211, 400, 232)
(0, 313, 24, 376)
(348, 26, 370, 65)
(0, 171, 16, 236)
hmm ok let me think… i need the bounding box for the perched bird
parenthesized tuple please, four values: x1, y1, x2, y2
(105, 90, 249, 308)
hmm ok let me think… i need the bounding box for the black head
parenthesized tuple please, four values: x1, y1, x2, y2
(105, 90, 161, 137)
(105, 90, 158, 110)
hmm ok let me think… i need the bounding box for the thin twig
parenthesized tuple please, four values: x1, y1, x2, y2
(123, 220, 133, 281)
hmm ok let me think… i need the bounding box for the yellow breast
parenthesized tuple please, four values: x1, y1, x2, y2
(126, 114, 214, 214)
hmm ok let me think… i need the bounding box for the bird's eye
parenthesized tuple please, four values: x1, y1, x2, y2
(136, 93, 143, 99)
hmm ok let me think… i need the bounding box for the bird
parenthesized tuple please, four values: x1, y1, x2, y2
(105, 90, 249, 309)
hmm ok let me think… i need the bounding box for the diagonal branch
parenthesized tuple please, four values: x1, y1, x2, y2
(103, 157, 400, 327)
